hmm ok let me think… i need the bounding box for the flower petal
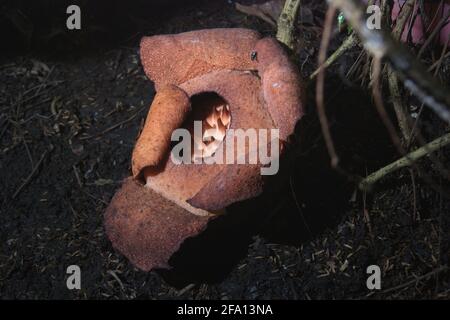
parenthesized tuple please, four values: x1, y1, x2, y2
(132, 85, 190, 180)
(255, 37, 305, 141)
(140, 28, 261, 89)
(104, 178, 213, 271)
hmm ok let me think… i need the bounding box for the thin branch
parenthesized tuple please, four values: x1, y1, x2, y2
(372, 57, 404, 152)
(310, 33, 358, 79)
(12, 148, 51, 199)
(388, 0, 415, 143)
(388, 67, 412, 142)
(310, 1, 391, 81)
(418, 7, 450, 58)
(381, 265, 448, 294)
(391, 0, 415, 40)
(79, 106, 145, 140)
(359, 132, 450, 190)
(316, 4, 339, 168)
(328, 0, 450, 124)
(290, 175, 313, 238)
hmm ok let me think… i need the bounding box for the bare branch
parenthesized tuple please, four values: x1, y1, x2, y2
(316, 4, 340, 168)
(359, 132, 450, 190)
(388, 0, 415, 143)
(328, 0, 450, 124)
(310, 33, 358, 79)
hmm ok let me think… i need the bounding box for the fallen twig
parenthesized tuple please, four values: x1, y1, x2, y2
(177, 283, 196, 296)
(359, 132, 450, 190)
(290, 175, 313, 238)
(381, 265, 448, 294)
(12, 147, 51, 199)
(107, 270, 125, 291)
(80, 107, 145, 140)
(235, 2, 278, 27)
(73, 165, 83, 188)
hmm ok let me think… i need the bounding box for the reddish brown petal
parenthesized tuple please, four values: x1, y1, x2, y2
(187, 162, 264, 211)
(104, 178, 213, 271)
(105, 30, 306, 273)
(142, 70, 274, 212)
(132, 85, 190, 180)
(255, 37, 305, 140)
(186, 137, 281, 211)
(140, 28, 261, 89)
(146, 161, 225, 211)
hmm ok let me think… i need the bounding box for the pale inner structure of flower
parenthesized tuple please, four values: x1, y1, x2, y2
(185, 93, 231, 161)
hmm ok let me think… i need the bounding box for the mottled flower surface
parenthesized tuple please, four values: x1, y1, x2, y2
(104, 28, 304, 271)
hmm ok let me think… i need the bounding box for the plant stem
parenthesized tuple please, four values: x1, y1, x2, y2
(276, 0, 301, 50)
(327, 0, 450, 124)
(359, 132, 450, 190)
(310, 33, 358, 79)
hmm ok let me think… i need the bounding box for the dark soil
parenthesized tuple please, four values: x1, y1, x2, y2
(0, 0, 449, 299)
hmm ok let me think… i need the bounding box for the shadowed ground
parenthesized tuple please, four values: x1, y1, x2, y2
(0, 0, 448, 299)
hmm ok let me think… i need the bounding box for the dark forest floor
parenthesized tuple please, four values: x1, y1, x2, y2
(0, 0, 449, 299)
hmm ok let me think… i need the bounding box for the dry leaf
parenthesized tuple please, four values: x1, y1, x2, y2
(235, 1, 285, 27)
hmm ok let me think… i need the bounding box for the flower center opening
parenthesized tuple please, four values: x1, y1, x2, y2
(184, 92, 231, 161)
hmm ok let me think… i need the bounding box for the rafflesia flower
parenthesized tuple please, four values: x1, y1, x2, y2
(104, 28, 304, 271)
